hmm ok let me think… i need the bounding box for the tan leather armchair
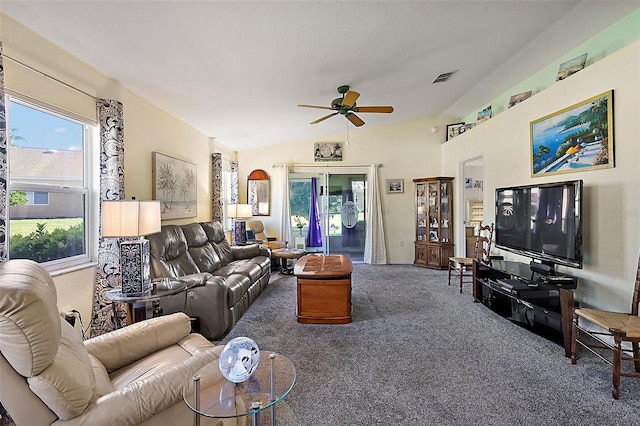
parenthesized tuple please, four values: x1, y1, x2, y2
(0, 259, 225, 426)
(246, 220, 287, 251)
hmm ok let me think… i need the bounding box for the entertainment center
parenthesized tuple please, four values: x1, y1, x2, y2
(472, 259, 577, 356)
(473, 179, 583, 355)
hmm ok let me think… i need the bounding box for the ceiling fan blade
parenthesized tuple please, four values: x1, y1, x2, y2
(310, 112, 339, 124)
(342, 91, 360, 108)
(346, 112, 365, 127)
(298, 104, 334, 110)
(355, 106, 394, 113)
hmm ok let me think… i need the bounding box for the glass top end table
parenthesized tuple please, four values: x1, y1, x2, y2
(184, 351, 296, 426)
(106, 278, 191, 325)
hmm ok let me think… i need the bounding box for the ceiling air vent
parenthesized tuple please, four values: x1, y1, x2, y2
(432, 71, 457, 84)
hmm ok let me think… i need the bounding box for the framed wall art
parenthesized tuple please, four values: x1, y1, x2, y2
(386, 179, 404, 194)
(508, 91, 532, 108)
(152, 152, 197, 220)
(530, 90, 613, 177)
(476, 106, 492, 124)
(314, 142, 343, 162)
(556, 53, 587, 81)
(446, 122, 464, 141)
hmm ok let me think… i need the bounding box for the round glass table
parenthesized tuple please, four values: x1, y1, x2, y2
(183, 351, 296, 426)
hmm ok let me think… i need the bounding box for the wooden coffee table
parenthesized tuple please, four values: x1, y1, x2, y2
(293, 255, 353, 324)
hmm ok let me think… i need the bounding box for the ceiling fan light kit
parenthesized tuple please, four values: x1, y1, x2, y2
(298, 85, 394, 127)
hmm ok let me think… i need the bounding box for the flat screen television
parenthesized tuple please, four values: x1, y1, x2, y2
(494, 179, 583, 270)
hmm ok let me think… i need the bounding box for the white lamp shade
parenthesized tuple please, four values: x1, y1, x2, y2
(102, 200, 161, 237)
(227, 203, 253, 219)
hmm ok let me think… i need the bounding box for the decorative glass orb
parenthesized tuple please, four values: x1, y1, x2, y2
(219, 337, 261, 383)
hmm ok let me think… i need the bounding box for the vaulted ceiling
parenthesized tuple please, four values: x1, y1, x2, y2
(1, 1, 637, 151)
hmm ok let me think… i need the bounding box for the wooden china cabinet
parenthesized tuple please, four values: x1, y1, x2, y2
(413, 177, 454, 269)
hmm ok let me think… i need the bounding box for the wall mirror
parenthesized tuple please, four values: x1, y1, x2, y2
(248, 169, 270, 216)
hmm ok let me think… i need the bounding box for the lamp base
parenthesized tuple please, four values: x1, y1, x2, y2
(233, 219, 247, 245)
(120, 239, 151, 296)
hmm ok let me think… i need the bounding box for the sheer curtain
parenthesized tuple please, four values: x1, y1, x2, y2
(279, 163, 292, 248)
(364, 164, 387, 264)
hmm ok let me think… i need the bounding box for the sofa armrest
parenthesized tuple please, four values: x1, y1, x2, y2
(84, 313, 192, 372)
(52, 348, 220, 426)
(259, 246, 272, 258)
(173, 272, 212, 288)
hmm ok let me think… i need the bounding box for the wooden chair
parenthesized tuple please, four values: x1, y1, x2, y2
(571, 254, 640, 399)
(448, 222, 494, 293)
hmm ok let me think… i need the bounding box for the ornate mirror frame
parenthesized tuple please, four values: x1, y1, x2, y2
(247, 169, 270, 216)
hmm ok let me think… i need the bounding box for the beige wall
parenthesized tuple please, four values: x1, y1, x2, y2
(237, 116, 450, 264)
(441, 41, 640, 312)
(2, 15, 215, 330)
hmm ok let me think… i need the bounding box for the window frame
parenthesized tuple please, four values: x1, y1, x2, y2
(6, 94, 97, 271)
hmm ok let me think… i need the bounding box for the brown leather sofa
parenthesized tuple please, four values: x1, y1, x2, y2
(0, 259, 224, 426)
(147, 221, 271, 340)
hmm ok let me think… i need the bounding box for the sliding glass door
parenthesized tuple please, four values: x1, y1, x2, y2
(326, 173, 366, 261)
(289, 171, 367, 262)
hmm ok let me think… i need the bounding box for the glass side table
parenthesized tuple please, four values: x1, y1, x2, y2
(184, 351, 296, 426)
(106, 278, 191, 326)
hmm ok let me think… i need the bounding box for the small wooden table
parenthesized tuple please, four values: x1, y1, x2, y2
(293, 254, 353, 324)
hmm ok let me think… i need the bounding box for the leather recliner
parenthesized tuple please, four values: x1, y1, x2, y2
(0, 259, 226, 426)
(246, 220, 287, 251)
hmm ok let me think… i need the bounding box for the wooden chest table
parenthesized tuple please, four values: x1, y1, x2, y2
(293, 254, 353, 324)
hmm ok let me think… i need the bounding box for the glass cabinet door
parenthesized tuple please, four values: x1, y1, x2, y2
(416, 183, 427, 242)
(428, 182, 439, 242)
(440, 181, 451, 243)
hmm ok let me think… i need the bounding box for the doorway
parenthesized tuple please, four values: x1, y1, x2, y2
(289, 171, 367, 262)
(459, 157, 485, 257)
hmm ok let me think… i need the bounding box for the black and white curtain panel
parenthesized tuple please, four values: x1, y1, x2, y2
(91, 99, 127, 336)
(0, 43, 7, 262)
(231, 160, 239, 203)
(211, 153, 223, 222)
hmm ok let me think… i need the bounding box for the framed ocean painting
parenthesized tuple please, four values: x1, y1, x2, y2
(530, 90, 613, 177)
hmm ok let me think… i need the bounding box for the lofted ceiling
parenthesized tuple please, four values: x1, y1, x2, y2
(1, 1, 637, 152)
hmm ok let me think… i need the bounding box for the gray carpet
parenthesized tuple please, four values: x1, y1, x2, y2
(220, 264, 640, 426)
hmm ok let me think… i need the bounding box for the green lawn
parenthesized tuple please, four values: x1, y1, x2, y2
(10, 218, 83, 236)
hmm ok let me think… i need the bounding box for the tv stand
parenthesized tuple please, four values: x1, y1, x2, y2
(472, 259, 577, 357)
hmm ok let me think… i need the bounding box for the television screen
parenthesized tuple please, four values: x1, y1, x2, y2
(495, 180, 583, 269)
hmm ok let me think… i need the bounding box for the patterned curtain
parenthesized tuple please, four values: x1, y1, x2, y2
(211, 153, 223, 222)
(0, 43, 7, 262)
(230, 160, 239, 203)
(91, 99, 127, 336)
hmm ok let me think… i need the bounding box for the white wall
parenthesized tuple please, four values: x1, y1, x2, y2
(442, 41, 640, 312)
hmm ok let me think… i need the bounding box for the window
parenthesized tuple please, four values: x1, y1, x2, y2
(7, 96, 94, 269)
(27, 191, 50, 205)
(222, 169, 233, 230)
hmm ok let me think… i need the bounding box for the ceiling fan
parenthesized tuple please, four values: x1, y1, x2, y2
(298, 85, 394, 127)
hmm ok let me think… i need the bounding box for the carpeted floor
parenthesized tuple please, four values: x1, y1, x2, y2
(220, 264, 640, 426)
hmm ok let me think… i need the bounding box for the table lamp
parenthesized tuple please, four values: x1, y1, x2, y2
(102, 200, 161, 296)
(227, 203, 252, 245)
